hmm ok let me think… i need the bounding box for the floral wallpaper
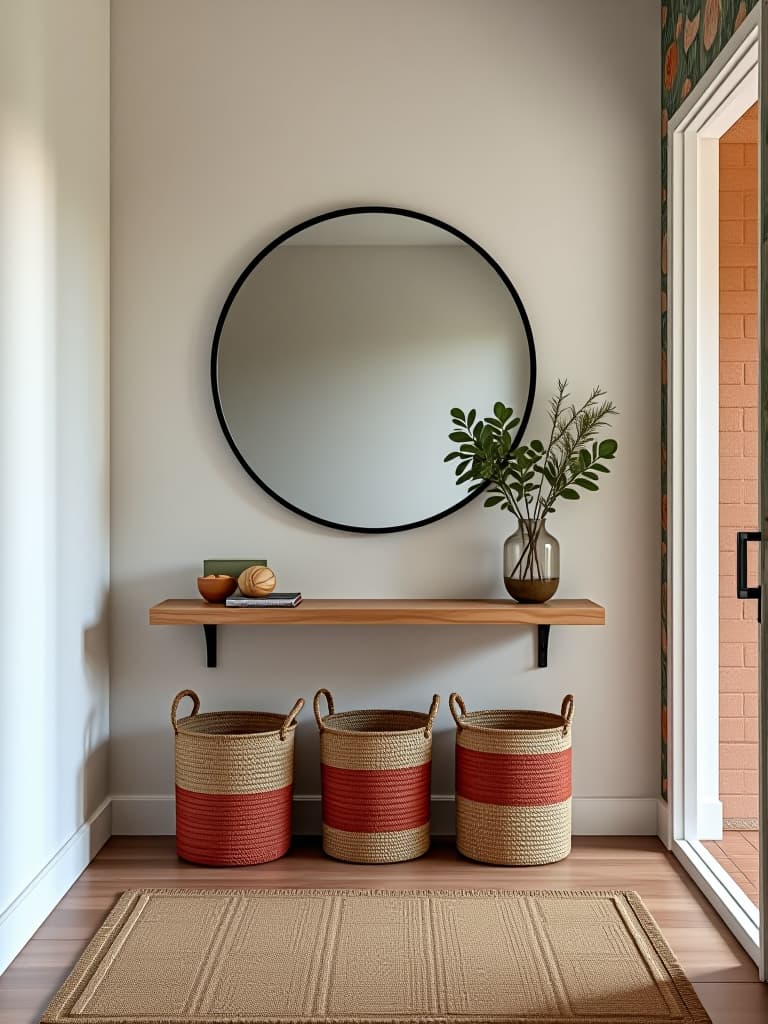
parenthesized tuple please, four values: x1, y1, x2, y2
(660, 0, 758, 799)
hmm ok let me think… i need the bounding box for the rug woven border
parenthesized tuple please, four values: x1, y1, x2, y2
(41, 887, 711, 1024)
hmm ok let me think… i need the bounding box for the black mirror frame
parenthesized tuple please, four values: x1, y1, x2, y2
(211, 205, 537, 534)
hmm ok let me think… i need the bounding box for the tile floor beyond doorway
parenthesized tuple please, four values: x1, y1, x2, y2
(702, 830, 760, 907)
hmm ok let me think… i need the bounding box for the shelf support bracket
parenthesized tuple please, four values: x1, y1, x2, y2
(537, 624, 551, 668)
(203, 624, 217, 668)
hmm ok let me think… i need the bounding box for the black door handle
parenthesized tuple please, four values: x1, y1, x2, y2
(736, 530, 761, 622)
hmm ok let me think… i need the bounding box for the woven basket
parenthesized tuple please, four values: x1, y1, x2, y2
(450, 692, 574, 866)
(171, 689, 304, 866)
(314, 688, 440, 864)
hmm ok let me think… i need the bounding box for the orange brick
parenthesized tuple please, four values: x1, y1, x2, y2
(719, 220, 744, 243)
(719, 456, 757, 479)
(744, 694, 759, 716)
(744, 144, 757, 167)
(720, 267, 744, 290)
(744, 267, 757, 290)
(720, 641, 744, 666)
(743, 314, 757, 338)
(744, 192, 758, 218)
(744, 408, 757, 430)
(720, 693, 744, 716)
(744, 219, 758, 245)
(719, 596, 744, 620)
(720, 386, 758, 409)
(720, 289, 756, 314)
(719, 433, 744, 456)
(720, 167, 758, 191)
(719, 769, 745, 792)
(719, 408, 743, 431)
(743, 644, 758, 667)
(719, 244, 757, 267)
(744, 718, 759, 742)
(720, 192, 743, 218)
(720, 666, 758, 692)
(719, 362, 743, 384)
(719, 480, 743, 503)
(719, 143, 745, 167)
(720, 718, 745, 741)
(721, 340, 755, 361)
(723, 795, 759, 817)
(720, 743, 757, 768)
(744, 434, 758, 457)
(743, 362, 758, 385)
(719, 505, 754, 526)
(744, 768, 760, 791)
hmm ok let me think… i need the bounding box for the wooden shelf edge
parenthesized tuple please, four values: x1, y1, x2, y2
(149, 597, 605, 627)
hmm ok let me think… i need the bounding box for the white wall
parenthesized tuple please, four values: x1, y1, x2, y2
(0, 0, 110, 971)
(110, 0, 660, 833)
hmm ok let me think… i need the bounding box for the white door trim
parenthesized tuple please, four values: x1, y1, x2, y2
(666, 2, 761, 970)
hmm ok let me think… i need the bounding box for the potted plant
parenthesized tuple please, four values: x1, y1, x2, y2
(445, 380, 618, 603)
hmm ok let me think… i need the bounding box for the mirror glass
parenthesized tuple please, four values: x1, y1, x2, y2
(212, 208, 535, 532)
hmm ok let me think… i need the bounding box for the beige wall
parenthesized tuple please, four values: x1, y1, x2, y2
(0, 0, 110, 968)
(110, 0, 660, 831)
(718, 104, 759, 825)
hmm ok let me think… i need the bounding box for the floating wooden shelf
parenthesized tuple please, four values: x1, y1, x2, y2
(149, 598, 605, 669)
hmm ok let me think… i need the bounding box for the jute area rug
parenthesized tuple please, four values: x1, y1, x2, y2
(42, 888, 710, 1024)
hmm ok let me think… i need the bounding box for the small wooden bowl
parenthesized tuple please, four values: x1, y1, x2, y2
(197, 575, 237, 603)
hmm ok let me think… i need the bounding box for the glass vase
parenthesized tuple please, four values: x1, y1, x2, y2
(503, 518, 560, 603)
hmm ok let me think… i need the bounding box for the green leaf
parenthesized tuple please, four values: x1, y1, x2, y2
(598, 438, 618, 458)
(456, 470, 478, 485)
(466, 409, 476, 428)
(483, 495, 504, 507)
(493, 401, 507, 421)
(575, 478, 599, 491)
(449, 431, 472, 443)
(530, 439, 544, 452)
(561, 488, 580, 500)
(450, 408, 464, 420)
(444, 452, 461, 462)
(591, 463, 610, 473)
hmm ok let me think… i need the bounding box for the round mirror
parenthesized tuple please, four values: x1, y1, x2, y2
(212, 207, 536, 533)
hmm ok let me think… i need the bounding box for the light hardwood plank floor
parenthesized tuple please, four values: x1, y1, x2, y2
(0, 836, 765, 1023)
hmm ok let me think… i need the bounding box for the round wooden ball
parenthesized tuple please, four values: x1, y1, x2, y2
(238, 565, 277, 597)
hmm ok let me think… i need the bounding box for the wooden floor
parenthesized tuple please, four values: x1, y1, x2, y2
(0, 836, 766, 1023)
(703, 830, 760, 907)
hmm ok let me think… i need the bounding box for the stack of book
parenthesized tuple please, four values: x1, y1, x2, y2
(225, 592, 302, 608)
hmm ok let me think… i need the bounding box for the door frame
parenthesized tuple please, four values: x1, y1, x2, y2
(665, 2, 762, 972)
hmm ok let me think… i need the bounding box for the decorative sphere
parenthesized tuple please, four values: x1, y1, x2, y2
(238, 565, 277, 597)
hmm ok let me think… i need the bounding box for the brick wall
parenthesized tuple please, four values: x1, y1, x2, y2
(718, 103, 759, 825)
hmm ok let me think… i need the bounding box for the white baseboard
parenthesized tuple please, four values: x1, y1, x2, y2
(111, 794, 658, 837)
(0, 798, 111, 975)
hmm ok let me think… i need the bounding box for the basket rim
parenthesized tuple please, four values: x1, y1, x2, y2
(455, 708, 568, 734)
(320, 707, 432, 737)
(175, 709, 296, 739)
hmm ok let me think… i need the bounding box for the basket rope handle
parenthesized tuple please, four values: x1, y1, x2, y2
(561, 694, 575, 736)
(171, 689, 200, 735)
(279, 698, 305, 741)
(448, 692, 467, 728)
(313, 688, 335, 732)
(424, 694, 440, 737)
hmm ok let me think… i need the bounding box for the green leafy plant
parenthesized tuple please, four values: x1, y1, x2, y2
(445, 380, 619, 581)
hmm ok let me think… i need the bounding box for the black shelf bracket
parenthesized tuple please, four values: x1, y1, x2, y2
(537, 624, 551, 668)
(203, 624, 217, 668)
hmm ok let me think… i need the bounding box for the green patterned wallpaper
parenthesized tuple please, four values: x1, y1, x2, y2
(660, 0, 759, 799)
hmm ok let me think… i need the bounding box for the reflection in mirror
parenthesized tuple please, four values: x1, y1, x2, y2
(213, 209, 535, 532)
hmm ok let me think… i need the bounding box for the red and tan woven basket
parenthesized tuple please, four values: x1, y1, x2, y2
(171, 689, 304, 866)
(314, 688, 440, 864)
(450, 692, 574, 866)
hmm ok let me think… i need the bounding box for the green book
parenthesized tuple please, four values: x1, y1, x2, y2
(202, 559, 267, 579)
